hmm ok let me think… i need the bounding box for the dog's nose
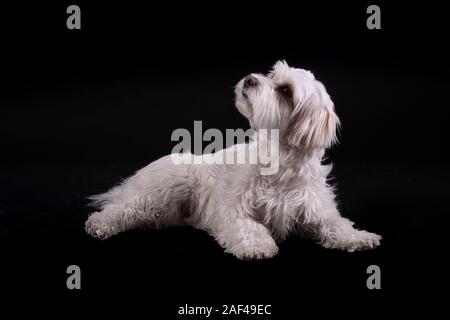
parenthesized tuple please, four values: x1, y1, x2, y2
(244, 75, 259, 88)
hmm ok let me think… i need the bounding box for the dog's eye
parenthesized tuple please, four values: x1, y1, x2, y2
(277, 85, 292, 98)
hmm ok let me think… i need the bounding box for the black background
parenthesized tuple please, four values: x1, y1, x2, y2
(1, 1, 449, 317)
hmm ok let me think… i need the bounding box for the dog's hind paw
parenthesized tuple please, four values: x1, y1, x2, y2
(85, 212, 117, 240)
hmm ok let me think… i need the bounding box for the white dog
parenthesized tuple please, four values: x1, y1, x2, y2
(85, 61, 381, 260)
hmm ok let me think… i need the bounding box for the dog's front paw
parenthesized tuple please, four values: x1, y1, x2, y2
(229, 238, 279, 260)
(85, 212, 117, 240)
(322, 229, 381, 252)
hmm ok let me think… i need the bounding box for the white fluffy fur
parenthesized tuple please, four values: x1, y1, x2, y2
(85, 61, 381, 260)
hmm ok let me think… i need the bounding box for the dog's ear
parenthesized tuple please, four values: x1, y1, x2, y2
(288, 82, 340, 151)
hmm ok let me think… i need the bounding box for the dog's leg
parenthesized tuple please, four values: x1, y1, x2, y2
(85, 155, 191, 239)
(315, 215, 381, 252)
(85, 203, 148, 240)
(85, 197, 187, 240)
(298, 187, 381, 252)
(209, 214, 279, 260)
(299, 209, 381, 251)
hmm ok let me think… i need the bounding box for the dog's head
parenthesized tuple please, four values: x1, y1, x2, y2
(235, 60, 340, 152)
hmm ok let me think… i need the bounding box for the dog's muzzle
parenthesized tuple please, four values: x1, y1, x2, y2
(242, 75, 259, 98)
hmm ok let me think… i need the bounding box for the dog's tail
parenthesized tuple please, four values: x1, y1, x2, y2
(87, 179, 129, 209)
(87, 192, 110, 208)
